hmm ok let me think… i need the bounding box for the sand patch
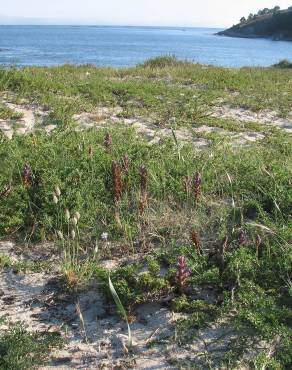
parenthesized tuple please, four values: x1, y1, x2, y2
(0, 101, 51, 138)
(213, 105, 292, 133)
(0, 240, 277, 369)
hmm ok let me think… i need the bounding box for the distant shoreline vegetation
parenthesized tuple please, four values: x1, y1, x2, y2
(1, 55, 292, 70)
(218, 5, 292, 41)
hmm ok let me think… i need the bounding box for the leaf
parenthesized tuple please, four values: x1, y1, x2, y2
(108, 275, 132, 348)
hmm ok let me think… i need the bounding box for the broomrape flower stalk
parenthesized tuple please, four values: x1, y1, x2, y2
(191, 230, 202, 255)
(175, 256, 191, 293)
(193, 172, 202, 205)
(22, 164, 33, 187)
(104, 132, 112, 152)
(112, 161, 123, 205)
(139, 165, 148, 213)
(71, 217, 78, 226)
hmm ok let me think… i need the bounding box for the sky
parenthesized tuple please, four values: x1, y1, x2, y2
(0, 0, 292, 27)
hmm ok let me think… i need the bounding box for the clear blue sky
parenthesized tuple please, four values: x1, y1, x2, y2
(1, 0, 292, 27)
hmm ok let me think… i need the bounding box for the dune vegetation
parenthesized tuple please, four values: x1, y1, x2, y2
(0, 57, 291, 369)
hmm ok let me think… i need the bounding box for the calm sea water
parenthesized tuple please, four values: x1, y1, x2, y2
(0, 25, 292, 68)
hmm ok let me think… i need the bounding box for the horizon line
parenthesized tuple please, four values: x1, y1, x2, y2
(0, 23, 225, 29)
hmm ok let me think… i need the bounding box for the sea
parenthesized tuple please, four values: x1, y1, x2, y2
(0, 25, 292, 68)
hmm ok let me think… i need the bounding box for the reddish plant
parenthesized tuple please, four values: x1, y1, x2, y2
(112, 161, 123, 205)
(104, 132, 112, 152)
(175, 256, 191, 292)
(22, 164, 33, 187)
(191, 230, 202, 255)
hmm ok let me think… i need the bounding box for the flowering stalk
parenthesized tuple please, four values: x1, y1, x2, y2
(175, 256, 191, 293)
(104, 132, 112, 152)
(193, 172, 202, 205)
(112, 161, 123, 205)
(191, 230, 202, 255)
(139, 165, 148, 214)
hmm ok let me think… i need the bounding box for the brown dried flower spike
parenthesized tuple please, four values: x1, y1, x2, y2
(139, 165, 148, 213)
(191, 230, 202, 255)
(104, 132, 112, 152)
(112, 161, 123, 205)
(193, 172, 202, 205)
(175, 256, 191, 293)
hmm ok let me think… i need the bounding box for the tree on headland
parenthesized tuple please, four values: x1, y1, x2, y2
(242, 6, 281, 23)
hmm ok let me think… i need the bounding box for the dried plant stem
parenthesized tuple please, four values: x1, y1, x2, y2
(76, 300, 89, 344)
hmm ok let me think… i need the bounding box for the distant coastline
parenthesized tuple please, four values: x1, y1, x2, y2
(0, 25, 291, 68)
(218, 7, 292, 41)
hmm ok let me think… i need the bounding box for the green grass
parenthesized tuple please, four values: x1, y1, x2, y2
(0, 319, 63, 370)
(0, 57, 291, 122)
(0, 58, 291, 368)
(0, 103, 23, 120)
